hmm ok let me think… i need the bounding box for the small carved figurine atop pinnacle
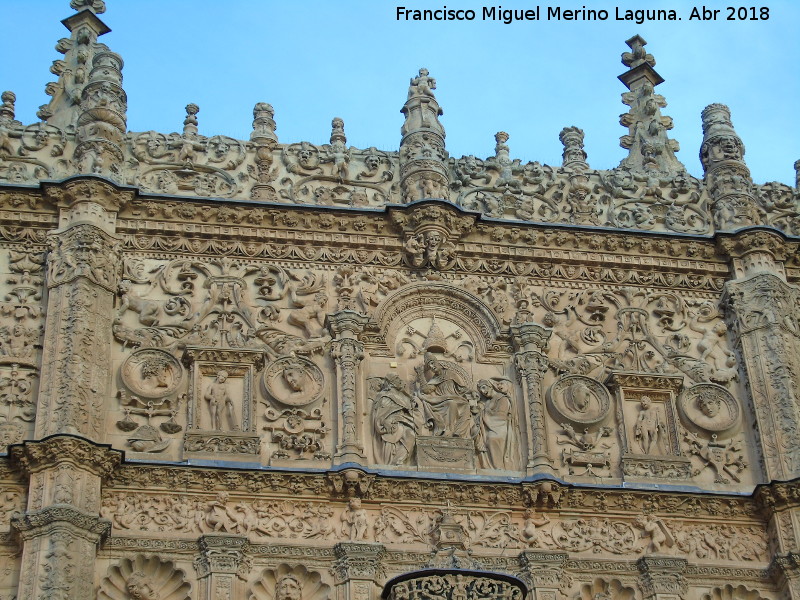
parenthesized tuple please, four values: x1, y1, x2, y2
(408, 68, 437, 99)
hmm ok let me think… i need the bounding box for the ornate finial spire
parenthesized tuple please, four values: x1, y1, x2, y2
(73, 50, 127, 178)
(183, 103, 199, 137)
(330, 117, 346, 145)
(0, 91, 18, 157)
(70, 0, 106, 13)
(399, 68, 449, 203)
(38, 1, 112, 128)
(250, 102, 278, 201)
(250, 102, 277, 143)
(621, 34, 655, 70)
(559, 126, 588, 172)
(617, 36, 683, 175)
(0, 92, 16, 123)
(700, 103, 761, 230)
(794, 159, 800, 191)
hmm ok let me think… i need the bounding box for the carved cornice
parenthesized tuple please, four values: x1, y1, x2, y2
(9, 434, 122, 478)
(607, 372, 684, 393)
(42, 176, 135, 213)
(11, 504, 111, 541)
(755, 480, 800, 515)
(105, 464, 759, 519)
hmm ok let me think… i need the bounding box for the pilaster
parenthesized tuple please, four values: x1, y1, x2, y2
(195, 534, 251, 600)
(770, 553, 800, 600)
(10, 435, 121, 600)
(720, 230, 800, 479)
(332, 542, 386, 600)
(36, 178, 130, 440)
(512, 323, 555, 475)
(328, 311, 370, 463)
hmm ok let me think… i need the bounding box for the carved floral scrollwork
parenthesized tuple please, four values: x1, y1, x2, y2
(98, 554, 191, 600)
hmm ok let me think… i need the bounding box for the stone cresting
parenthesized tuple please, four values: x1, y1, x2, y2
(0, 3, 797, 600)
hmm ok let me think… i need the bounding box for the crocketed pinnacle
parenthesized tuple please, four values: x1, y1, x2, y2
(617, 35, 684, 174)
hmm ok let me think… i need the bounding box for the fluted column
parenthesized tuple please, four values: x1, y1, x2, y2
(512, 323, 555, 475)
(328, 311, 370, 463)
(194, 534, 251, 600)
(721, 230, 800, 480)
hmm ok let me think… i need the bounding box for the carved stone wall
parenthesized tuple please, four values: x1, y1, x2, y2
(0, 4, 797, 600)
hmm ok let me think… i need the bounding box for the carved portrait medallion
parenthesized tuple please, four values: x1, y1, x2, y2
(121, 349, 184, 399)
(547, 375, 611, 426)
(263, 356, 324, 407)
(678, 383, 740, 434)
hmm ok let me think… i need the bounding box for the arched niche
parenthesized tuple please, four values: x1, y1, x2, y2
(373, 282, 503, 361)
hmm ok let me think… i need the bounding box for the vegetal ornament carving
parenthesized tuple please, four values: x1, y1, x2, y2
(264, 407, 330, 461)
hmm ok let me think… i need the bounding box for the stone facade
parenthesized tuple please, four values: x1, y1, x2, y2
(0, 3, 799, 600)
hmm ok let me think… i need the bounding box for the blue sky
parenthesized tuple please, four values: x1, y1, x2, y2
(2, 1, 798, 185)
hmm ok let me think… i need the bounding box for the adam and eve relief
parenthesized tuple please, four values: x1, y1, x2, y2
(369, 351, 519, 471)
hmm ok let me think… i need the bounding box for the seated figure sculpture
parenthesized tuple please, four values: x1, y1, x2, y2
(415, 352, 472, 437)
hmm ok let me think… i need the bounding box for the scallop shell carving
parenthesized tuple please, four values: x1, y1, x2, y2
(98, 554, 191, 600)
(249, 564, 331, 600)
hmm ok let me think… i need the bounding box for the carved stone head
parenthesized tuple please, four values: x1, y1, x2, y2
(126, 571, 159, 600)
(276, 575, 303, 600)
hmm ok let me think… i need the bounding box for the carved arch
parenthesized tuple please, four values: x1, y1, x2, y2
(575, 578, 637, 600)
(249, 563, 332, 600)
(373, 282, 503, 359)
(98, 554, 191, 600)
(702, 585, 770, 600)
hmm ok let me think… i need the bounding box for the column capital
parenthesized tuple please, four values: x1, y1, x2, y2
(327, 310, 370, 339)
(10, 434, 122, 478)
(194, 533, 251, 580)
(332, 542, 386, 583)
(636, 556, 688, 600)
(12, 504, 110, 543)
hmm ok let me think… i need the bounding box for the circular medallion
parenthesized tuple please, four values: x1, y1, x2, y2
(678, 383, 739, 435)
(547, 375, 611, 426)
(121, 349, 183, 399)
(263, 356, 324, 407)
